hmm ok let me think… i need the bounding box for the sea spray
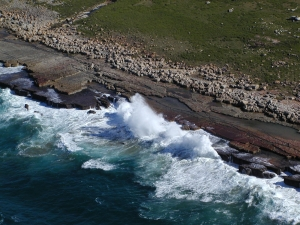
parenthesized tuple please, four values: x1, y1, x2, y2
(116, 94, 300, 224)
(116, 94, 219, 159)
(0, 63, 24, 75)
(116, 94, 181, 139)
(81, 158, 116, 171)
(1, 64, 300, 224)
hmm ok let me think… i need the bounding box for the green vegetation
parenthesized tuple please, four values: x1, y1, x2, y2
(32, 0, 106, 18)
(50, 0, 300, 83)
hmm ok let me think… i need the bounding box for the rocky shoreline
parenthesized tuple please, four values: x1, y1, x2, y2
(1, 1, 300, 187)
(1, 2, 300, 126)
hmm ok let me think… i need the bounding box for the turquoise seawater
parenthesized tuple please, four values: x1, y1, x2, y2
(0, 65, 300, 225)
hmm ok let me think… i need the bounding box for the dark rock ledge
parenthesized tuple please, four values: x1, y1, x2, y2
(1, 66, 299, 188)
(0, 66, 117, 110)
(0, 31, 300, 188)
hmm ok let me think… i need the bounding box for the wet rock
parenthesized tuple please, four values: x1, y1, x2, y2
(232, 153, 283, 175)
(24, 103, 29, 111)
(4, 62, 11, 67)
(176, 119, 200, 131)
(34, 110, 43, 116)
(263, 163, 283, 175)
(181, 125, 190, 130)
(87, 110, 96, 114)
(232, 153, 253, 165)
(215, 147, 239, 162)
(283, 175, 300, 188)
(229, 141, 260, 154)
(31, 92, 48, 101)
(4, 60, 19, 67)
(97, 96, 110, 108)
(73, 103, 91, 110)
(54, 102, 73, 109)
(189, 124, 200, 130)
(263, 171, 276, 179)
(14, 88, 29, 96)
(286, 161, 300, 174)
(239, 163, 267, 178)
(107, 95, 119, 103)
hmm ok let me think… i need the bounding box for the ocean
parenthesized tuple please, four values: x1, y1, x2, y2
(0, 64, 300, 225)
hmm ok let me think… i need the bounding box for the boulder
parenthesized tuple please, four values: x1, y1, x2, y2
(285, 162, 300, 175)
(4, 62, 11, 67)
(87, 110, 96, 114)
(232, 153, 282, 175)
(72, 104, 91, 110)
(34, 111, 43, 116)
(215, 147, 239, 162)
(232, 153, 253, 165)
(107, 95, 119, 103)
(55, 102, 73, 109)
(263, 171, 276, 179)
(97, 96, 110, 108)
(239, 163, 267, 178)
(14, 88, 29, 96)
(283, 175, 300, 188)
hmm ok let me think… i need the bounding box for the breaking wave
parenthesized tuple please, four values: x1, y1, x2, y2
(1, 63, 300, 224)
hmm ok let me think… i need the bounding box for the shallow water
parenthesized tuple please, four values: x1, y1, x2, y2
(0, 65, 300, 225)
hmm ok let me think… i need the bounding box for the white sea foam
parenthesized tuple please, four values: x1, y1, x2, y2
(36, 88, 62, 103)
(0, 86, 116, 155)
(56, 132, 83, 152)
(0, 63, 24, 75)
(116, 94, 300, 224)
(2, 64, 300, 224)
(150, 155, 300, 224)
(117, 94, 173, 139)
(117, 94, 219, 159)
(82, 159, 116, 171)
(10, 78, 33, 88)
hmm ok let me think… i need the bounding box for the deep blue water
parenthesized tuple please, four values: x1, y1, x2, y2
(0, 65, 300, 225)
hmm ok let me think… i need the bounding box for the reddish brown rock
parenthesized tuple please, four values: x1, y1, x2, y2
(229, 141, 260, 154)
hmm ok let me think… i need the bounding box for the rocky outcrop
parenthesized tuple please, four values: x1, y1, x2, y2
(1, 1, 300, 188)
(1, 1, 300, 126)
(3, 59, 19, 67)
(283, 175, 300, 188)
(239, 163, 276, 179)
(285, 161, 300, 174)
(229, 141, 260, 154)
(87, 110, 96, 114)
(0, 69, 117, 110)
(215, 147, 239, 161)
(97, 96, 111, 108)
(213, 149, 286, 176)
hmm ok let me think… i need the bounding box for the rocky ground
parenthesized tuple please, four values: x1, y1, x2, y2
(1, 1, 300, 125)
(1, 0, 300, 187)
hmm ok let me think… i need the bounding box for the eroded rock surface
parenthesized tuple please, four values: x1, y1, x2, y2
(1, 1, 300, 126)
(1, 1, 300, 186)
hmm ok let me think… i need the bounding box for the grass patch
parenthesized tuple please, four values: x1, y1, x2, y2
(52, 0, 300, 83)
(33, 0, 106, 18)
